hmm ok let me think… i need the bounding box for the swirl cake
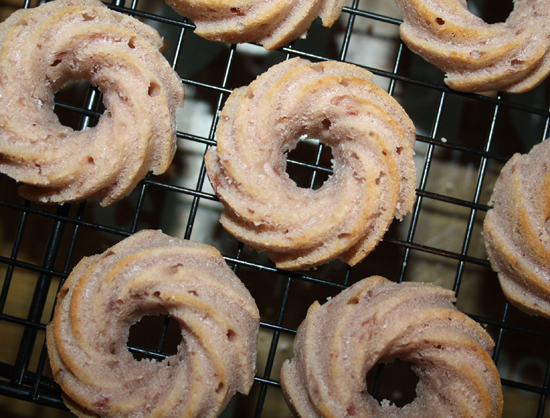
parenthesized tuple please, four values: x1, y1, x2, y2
(395, 0, 550, 92)
(483, 139, 550, 318)
(280, 275, 503, 417)
(46, 229, 260, 418)
(0, 0, 184, 206)
(165, 0, 346, 50)
(205, 57, 416, 271)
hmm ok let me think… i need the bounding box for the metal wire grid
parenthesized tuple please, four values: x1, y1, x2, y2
(0, 0, 550, 416)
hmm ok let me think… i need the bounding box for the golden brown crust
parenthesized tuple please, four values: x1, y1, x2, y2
(394, 0, 550, 92)
(280, 276, 503, 417)
(483, 139, 550, 318)
(0, 0, 184, 206)
(205, 58, 416, 271)
(46, 229, 260, 418)
(164, 0, 346, 50)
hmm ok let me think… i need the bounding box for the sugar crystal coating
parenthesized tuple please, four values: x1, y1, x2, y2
(46, 230, 260, 418)
(205, 58, 416, 270)
(281, 276, 503, 417)
(395, 0, 550, 92)
(484, 139, 550, 318)
(0, 0, 184, 206)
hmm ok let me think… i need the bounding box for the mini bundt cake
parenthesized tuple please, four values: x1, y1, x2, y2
(0, 0, 184, 206)
(395, 0, 550, 92)
(280, 275, 503, 417)
(484, 139, 550, 318)
(46, 229, 260, 418)
(205, 58, 416, 270)
(165, 0, 346, 50)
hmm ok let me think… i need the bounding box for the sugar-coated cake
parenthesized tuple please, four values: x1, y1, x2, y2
(484, 139, 550, 318)
(205, 58, 416, 271)
(165, 0, 346, 50)
(46, 230, 260, 418)
(395, 0, 550, 92)
(281, 276, 503, 417)
(0, 0, 184, 206)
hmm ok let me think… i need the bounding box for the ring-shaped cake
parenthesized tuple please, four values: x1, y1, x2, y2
(280, 275, 503, 417)
(395, 0, 550, 92)
(46, 230, 260, 418)
(205, 58, 416, 270)
(0, 0, 184, 206)
(165, 0, 346, 50)
(484, 139, 550, 318)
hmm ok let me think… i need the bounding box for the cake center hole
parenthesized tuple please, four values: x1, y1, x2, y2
(466, 0, 513, 24)
(54, 79, 105, 131)
(286, 137, 334, 190)
(366, 359, 419, 408)
(127, 314, 182, 362)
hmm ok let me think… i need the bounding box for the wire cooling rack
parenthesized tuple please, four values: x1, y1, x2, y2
(1, 0, 550, 417)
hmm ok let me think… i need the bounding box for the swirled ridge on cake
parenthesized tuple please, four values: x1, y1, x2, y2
(483, 139, 550, 318)
(0, 0, 184, 206)
(165, 0, 346, 50)
(395, 0, 550, 92)
(46, 229, 260, 418)
(280, 275, 503, 417)
(205, 58, 416, 271)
